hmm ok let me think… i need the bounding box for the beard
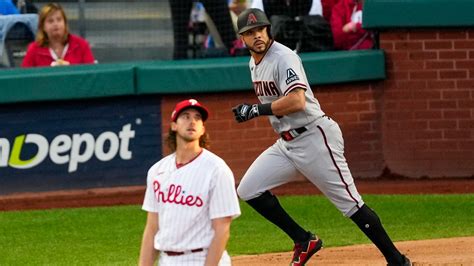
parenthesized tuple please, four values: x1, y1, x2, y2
(248, 39, 270, 54)
(249, 47, 266, 54)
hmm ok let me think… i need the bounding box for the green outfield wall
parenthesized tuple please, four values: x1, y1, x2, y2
(0, 50, 385, 104)
(0, 63, 135, 104)
(363, 0, 474, 29)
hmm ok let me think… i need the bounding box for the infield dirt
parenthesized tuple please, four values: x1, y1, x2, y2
(232, 236, 474, 265)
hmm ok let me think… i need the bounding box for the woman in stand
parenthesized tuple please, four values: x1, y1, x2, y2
(22, 3, 95, 67)
(331, 0, 374, 50)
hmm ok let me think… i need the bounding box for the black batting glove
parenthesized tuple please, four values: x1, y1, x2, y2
(232, 103, 260, 123)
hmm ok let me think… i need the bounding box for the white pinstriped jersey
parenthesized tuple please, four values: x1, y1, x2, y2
(249, 41, 325, 133)
(142, 149, 241, 252)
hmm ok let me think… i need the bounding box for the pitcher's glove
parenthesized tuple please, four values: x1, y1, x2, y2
(232, 103, 273, 123)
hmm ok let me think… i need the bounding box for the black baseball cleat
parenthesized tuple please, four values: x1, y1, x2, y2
(290, 233, 323, 266)
(387, 255, 412, 266)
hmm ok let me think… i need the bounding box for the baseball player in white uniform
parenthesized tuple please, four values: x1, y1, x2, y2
(231, 8, 411, 266)
(140, 99, 241, 266)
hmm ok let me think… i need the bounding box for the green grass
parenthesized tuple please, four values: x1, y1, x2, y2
(230, 194, 474, 254)
(0, 194, 473, 265)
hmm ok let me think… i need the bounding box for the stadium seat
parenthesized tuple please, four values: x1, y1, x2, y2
(2, 22, 34, 68)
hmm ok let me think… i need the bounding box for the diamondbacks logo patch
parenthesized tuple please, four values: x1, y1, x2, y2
(285, 68, 299, 85)
(247, 13, 257, 25)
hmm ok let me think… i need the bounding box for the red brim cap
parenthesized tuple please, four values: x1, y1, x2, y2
(171, 99, 209, 122)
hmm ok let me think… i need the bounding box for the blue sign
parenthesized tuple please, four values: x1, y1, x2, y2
(0, 96, 162, 195)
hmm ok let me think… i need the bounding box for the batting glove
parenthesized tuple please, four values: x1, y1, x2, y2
(232, 103, 260, 123)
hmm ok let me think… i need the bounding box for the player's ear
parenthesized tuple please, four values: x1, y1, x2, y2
(171, 122, 177, 131)
(266, 26, 272, 39)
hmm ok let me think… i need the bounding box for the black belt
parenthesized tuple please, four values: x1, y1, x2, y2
(164, 248, 204, 256)
(280, 126, 307, 141)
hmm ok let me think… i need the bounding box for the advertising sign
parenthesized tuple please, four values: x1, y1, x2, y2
(0, 96, 162, 195)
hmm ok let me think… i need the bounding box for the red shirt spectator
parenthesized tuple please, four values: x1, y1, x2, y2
(22, 34, 95, 67)
(21, 3, 95, 67)
(321, 0, 339, 22)
(331, 0, 374, 50)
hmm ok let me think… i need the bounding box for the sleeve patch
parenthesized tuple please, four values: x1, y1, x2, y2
(285, 68, 300, 85)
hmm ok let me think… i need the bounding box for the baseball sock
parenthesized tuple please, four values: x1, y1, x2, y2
(246, 190, 310, 242)
(350, 204, 405, 264)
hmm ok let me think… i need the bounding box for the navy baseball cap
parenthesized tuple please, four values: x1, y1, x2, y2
(171, 99, 209, 122)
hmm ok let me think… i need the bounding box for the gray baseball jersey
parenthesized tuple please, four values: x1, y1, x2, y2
(238, 41, 364, 217)
(249, 41, 325, 133)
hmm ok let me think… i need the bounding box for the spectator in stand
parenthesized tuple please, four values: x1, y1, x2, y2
(229, 0, 247, 15)
(0, 0, 19, 15)
(251, 0, 322, 18)
(22, 3, 95, 67)
(250, 0, 333, 52)
(170, 0, 239, 59)
(330, 0, 374, 50)
(12, 0, 38, 14)
(321, 0, 339, 22)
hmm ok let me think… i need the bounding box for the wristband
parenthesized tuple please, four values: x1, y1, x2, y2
(257, 103, 273, 116)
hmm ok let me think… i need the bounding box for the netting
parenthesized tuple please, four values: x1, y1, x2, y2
(28, 0, 246, 63)
(5, 0, 366, 64)
(33, 0, 174, 63)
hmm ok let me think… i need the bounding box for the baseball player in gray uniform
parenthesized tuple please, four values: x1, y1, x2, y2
(140, 99, 241, 266)
(232, 8, 411, 266)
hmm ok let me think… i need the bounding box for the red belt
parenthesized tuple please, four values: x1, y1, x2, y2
(280, 126, 307, 141)
(164, 248, 204, 256)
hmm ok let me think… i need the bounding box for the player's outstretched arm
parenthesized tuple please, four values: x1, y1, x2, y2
(231, 88, 305, 123)
(270, 88, 306, 115)
(205, 216, 232, 266)
(139, 212, 159, 266)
